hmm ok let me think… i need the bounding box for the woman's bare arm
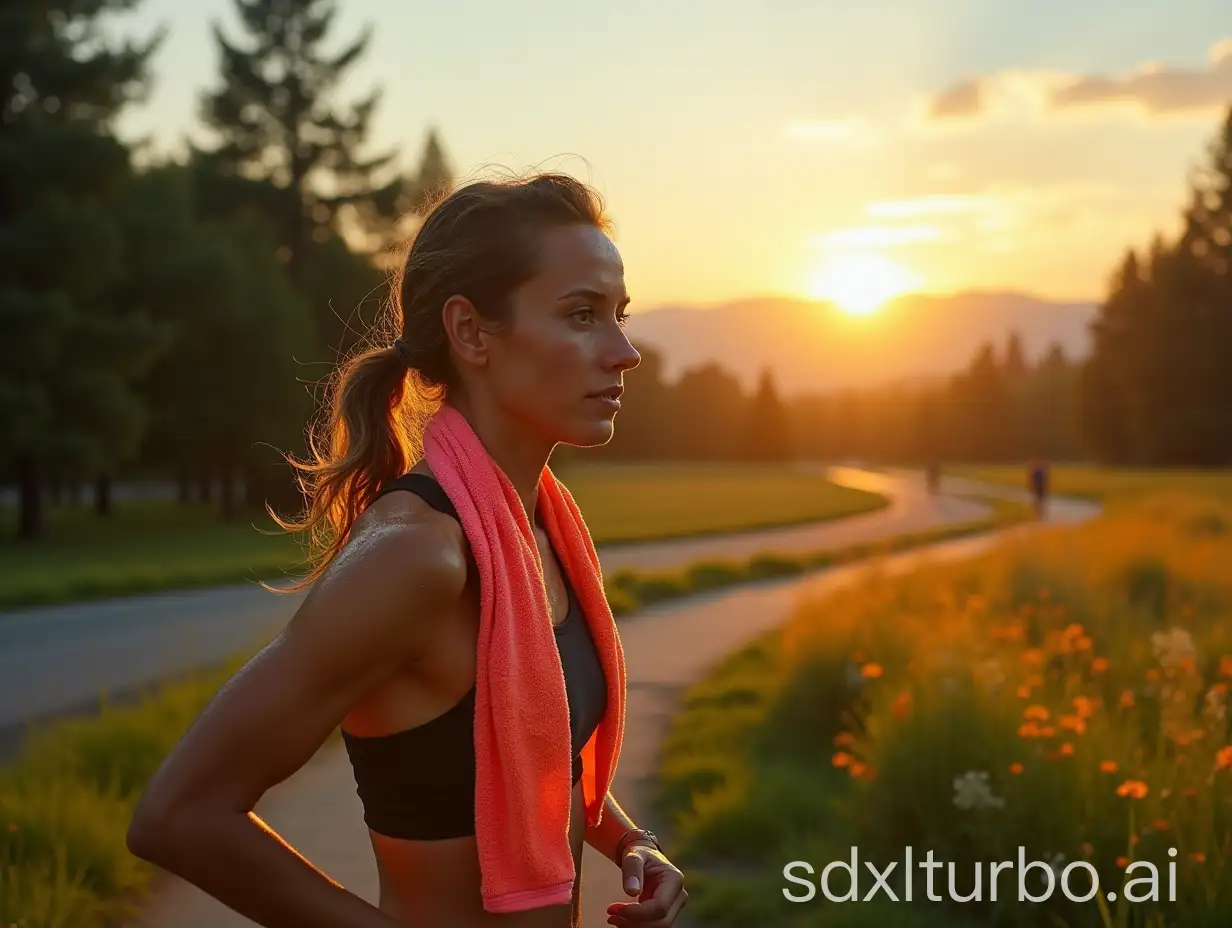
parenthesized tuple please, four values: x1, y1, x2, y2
(127, 504, 466, 928)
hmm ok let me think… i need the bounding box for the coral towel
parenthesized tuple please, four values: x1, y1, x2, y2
(422, 403, 626, 913)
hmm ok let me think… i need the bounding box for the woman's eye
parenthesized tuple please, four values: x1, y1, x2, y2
(572, 307, 596, 322)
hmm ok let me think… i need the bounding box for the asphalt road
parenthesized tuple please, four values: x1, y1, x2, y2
(0, 467, 992, 740)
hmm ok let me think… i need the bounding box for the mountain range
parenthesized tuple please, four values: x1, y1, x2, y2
(622, 290, 1100, 397)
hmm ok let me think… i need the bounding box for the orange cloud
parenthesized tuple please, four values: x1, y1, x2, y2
(922, 37, 1232, 122)
(927, 77, 986, 120)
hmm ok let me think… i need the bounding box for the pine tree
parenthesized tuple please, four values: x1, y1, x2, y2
(0, 0, 162, 539)
(742, 368, 792, 462)
(198, 0, 444, 284)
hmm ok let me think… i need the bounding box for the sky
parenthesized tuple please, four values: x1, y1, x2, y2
(115, 0, 1232, 311)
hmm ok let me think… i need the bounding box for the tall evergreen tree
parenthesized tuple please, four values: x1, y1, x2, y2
(0, 0, 163, 539)
(742, 368, 792, 462)
(198, 0, 445, 296)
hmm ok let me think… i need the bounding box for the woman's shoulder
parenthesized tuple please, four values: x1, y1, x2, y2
(303, 483, 469, 650)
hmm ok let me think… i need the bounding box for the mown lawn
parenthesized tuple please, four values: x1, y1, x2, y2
(0, 463, 887, 611)
(657, 471, 1232, 927)
(946, 463, 1232, 509)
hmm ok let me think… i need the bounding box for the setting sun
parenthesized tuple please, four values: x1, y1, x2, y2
(809, 252, 918, 316)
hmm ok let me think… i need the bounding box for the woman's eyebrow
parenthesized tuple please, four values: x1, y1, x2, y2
(556, 287, 631, 307)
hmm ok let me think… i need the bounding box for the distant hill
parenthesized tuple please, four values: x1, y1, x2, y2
(623, 290, 1098, 397)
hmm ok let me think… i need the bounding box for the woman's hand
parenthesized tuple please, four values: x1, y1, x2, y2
(607, 844, 688, 926)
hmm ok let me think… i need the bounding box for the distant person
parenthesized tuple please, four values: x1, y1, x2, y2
(127, 174, 688, 927)
(1028, 459, 1050, 519)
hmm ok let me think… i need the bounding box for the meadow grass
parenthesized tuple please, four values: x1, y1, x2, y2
(0, 463, 886, 611)
(656, 484, 1232, 927)
(0, 496, 1024, 928)
(945, 464, 1232, 510)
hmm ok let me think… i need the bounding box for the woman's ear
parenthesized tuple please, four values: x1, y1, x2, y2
(441, 294, 491, 371)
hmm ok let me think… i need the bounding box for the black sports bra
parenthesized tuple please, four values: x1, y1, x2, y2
(340, 472, 608, 840)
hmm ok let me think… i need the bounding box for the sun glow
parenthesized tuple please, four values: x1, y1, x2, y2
(808, 252, 918, 316)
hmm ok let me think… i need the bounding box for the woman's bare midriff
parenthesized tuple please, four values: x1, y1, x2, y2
(340, 477, 588, 926)
(366, 782, 588, 928)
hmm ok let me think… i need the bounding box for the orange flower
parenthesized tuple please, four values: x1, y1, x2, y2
(832, 751, 853, 768)
(1075, 636, 1094, 652)
(849, 761, 868, 778)
(1009, 762, 1024, 775)
(861, 662, 884, 679)
(1016, 684, 1032, 699)
(1060, 743, 1074, 757)
(1185, 788, 1198, 798)
(1039, 725, 1056, 738)
(1080, 842, 1094, 857)
(1116, 856, 1130, 868)
(1116, 780, 1149, 800)
(1027, 674, 1044, 687)
(1100, 760, 1119, 774)
(1024, 705, 1051, 722)
(1216, 746, 1232, 770)
(1220, 655, 1232, 678)
(1146, 668, 1160, 683)
(833, 732, 855, 747)
(1060, 715, 1088, 735)
(1073, 696, 1095, 719)
(1092, 657, 1111, 674)
(1152, 819, 1170, 831)
(1064, 623, 1083, 639)
(851, 651, 867, 664)
(1190, 852, 1206, 864)
(891, 690, 913, 720)
(1119, 690, 1136, 709)
(1018, 722, 1041, 739)
(1021, 649, 1044, 666)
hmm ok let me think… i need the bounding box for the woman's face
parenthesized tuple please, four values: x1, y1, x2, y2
(488, 223, 641, 448)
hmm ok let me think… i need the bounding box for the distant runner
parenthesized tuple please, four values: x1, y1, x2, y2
(1027, 459, 1049, 519)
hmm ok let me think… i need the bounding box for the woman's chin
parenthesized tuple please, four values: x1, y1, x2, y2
(560, 418, 616, 448)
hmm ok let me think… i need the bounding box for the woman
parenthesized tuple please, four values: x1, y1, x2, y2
(126, 173, 688, 928)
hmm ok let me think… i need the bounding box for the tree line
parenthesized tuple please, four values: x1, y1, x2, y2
(578, 330, 1081, 467)
(2, 0, 453, 540)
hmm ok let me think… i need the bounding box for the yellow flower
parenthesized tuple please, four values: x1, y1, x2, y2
(1116, 780, 1149, 800)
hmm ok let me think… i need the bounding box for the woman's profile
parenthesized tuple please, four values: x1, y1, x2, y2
(126, 172, 689, 928)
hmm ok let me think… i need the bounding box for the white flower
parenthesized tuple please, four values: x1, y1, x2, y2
(1151, 627, 1197, 669)
(952, 771, 1005, 811)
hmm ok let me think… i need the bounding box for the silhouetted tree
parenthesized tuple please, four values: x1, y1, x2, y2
(0, 0, 163, 539)
(742, 368, 792, 461)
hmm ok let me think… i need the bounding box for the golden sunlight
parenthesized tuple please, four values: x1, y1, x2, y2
(808, 252, 918, 316)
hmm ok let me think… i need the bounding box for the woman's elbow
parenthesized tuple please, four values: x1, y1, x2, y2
(126, 787, 192, 864)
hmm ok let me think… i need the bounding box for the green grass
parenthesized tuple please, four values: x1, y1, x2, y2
(946, 463, 1232, 510)
(0, 494, 1027, 928)
(0, 464, 887, 612)
(655, 474, 1232, 927)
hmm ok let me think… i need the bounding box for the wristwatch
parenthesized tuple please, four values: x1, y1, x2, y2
(615, 827, 662, 859)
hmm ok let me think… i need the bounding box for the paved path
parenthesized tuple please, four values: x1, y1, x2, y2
(130, 478, 1099, 927)
(0, 467, 984, 738)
